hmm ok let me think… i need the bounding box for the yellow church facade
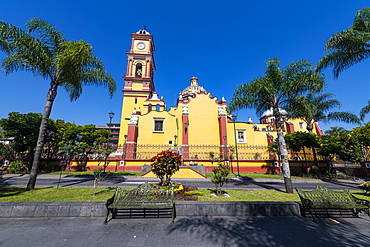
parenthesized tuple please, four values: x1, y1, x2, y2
(108, 29, 324, 175)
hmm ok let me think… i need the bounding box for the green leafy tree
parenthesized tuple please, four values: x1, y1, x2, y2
(0, 19, 116, 190)
(0, 142, 15, 165)
(211, 161, 230, 195)
(285, 132, 319, 173)
(316, 8, 370, 78)
(285, 132, 318, 157)
(150, 150, 182, 186)
(317, 135, 362, 163)
(228, 58, 324, 193)
(0, 112, 55, 165)
(352, 123, 370, 146)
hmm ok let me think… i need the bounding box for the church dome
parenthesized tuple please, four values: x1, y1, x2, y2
(180, 77, 207, 97)
(261, 108, 287, 117)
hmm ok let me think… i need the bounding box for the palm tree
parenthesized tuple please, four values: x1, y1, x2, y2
(316, 8, 370, 77)
(286, 92, 360, 166)
(228, 58, 325, 193)
(360, 99, 370, 120)
(324, 126, 350, 136)
(0, 19, 116, 190)
(287, 92, 361, 133)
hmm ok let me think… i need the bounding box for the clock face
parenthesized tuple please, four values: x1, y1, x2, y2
(137, 42, 145, 50)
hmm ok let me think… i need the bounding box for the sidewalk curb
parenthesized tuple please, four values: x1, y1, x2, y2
(0, 201, 301, 218)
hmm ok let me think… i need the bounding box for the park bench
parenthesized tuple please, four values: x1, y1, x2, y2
(296, 184, 370, 222)
(104, 182, 175, 224)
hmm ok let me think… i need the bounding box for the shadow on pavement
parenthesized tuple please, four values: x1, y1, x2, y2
(231, 176, 286, 192)
(167, 216, 370, 247)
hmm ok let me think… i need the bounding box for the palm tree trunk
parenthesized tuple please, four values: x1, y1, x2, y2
(307, 125, 319, 167)
(26, 83, 58, 190)
(274, 108, 293, 193)
(277, 131, 294, 193)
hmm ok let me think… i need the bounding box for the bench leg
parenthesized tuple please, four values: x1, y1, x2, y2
(104, 208, 111, 225)
(171, 204, 176, 224)
(307, 208, 317, 223)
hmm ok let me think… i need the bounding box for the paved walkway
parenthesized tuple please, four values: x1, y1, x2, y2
(2, 174, 368, 191)
(1, 216, 370, 247)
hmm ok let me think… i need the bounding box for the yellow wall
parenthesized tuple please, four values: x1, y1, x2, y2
(137, 110, 177, 145)
(118, 92, 149, 145)
(179, 94, 222, 145)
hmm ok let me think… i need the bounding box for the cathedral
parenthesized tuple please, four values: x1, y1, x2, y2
(106, 29, 323, 175)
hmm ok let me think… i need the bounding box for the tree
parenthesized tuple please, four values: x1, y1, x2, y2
(316, 8, 370, 77)
(360, 99, 370, 121)
(0, 19, 116, 190)
(0, 112, 50, 164)
(285, 132, 318, 157)
(285, 132, 319, 173)
(317, 135, 362, 163)
(287, 92, 361, 133)
(150, 150, 182, 186)
(325, 126, 350, 136)
(352, 123, 370, 146)
(228, 58, 325, 193)
(211, 160, 230, 195)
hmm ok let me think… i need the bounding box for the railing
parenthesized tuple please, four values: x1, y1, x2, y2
(42, 143, 370, 162)
(120, 144, 326, 161)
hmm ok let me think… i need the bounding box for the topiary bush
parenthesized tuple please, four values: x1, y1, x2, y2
(150, 150, 182, 185)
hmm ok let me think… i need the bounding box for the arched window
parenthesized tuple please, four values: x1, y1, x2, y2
(156, 105, 161, 111)
(135, 63, 143, 77)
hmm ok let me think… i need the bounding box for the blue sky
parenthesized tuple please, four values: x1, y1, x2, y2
(0, 1, 369, 132)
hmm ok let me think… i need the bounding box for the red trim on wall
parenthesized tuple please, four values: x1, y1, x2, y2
(314, 122, 324, 136)
(218, 115, 228, 156)
(126, 125, 138, 159)
(285, 122, 295, 134)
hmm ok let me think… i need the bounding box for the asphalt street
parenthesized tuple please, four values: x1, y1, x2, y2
(1, 174, 367, 191)
(1, 216, 370, 247)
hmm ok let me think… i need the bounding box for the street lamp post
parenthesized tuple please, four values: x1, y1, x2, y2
(108, 112, 115, 145)
(123, 134, 128, 159)
(174, 135, 178, 148)
(232, 115, 240, 177)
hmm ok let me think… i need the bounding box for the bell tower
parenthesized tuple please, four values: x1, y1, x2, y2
(118, 29, 156, 148)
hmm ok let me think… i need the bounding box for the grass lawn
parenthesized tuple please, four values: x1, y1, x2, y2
(1, 186, 369, 202)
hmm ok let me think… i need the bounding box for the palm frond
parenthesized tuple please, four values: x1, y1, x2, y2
(360, 99, 370, 120)
(26, 18, 64, 52)
(316, 8, 370, 77)
(327, 112, 361, 125)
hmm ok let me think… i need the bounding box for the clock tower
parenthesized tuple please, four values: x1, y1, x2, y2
(118, 29, 156, 148)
